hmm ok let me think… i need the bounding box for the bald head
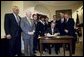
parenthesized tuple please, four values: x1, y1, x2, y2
(26, 11, 32, 18)
(64, 13, 69, 19)
(12, 6, 19, 15)
(59, 12, 64, 18)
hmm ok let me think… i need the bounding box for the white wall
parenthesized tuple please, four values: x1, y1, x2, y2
(1, 1, 12, 38)
(34, 4, 50, 19)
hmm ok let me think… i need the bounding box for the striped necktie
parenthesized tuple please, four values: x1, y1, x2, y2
(16, 16, 20, 25)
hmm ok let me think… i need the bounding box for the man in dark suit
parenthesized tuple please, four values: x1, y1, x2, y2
(44, 16, 50, 30)
(37, 16, 46, 36)
(55, 13, 66, 53)
(64, 14, 77, 54)
(46, 22, 59, 35)
(4, 6, 22, 56)
(35, 16, 47, 52)
(32, 14, 38, 54)
(50, 15, 59, 29)
(57, 13, 66, 35)
(45, 22, 60, 54)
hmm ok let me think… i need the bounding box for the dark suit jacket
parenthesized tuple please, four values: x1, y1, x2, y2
(50, 20, 59, 29)
(57, 19, 66, 35)
(46, 27, 59, 35)
(4, 13, 22, 38)
(65, 18, 76, 37)
(36, 21, 46, 36)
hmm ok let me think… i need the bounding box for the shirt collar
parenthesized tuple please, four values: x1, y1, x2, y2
(39, 20, 45, 25)
(13, 13, 16, 17)
(66, 18, 69, 22)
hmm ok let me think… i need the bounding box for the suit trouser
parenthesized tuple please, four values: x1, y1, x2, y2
(71, 38, 76, 54)
(55, 44, 60, 53)
(68, 34, 77, 54)
(24, 37, 33, 56)
(43, 43, 51, 54)
(33, 35, 38, 52)
(63, 38, 76, 54)
(8, 37, 21, 56)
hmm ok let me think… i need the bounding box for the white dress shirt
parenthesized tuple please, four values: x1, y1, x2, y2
(51, 28, 54, 35)
(66, 18, 69, 22)
(26, 17, 32, 26)
(61, 18, 64, 23)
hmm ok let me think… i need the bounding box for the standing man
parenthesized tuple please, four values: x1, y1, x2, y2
(32, 14, 38, 54)
(4, 6, 22, 56)
(64, 13, 77, 54)
(57, 13, 65, 35)
(36, 16, 47, 51)
(50, 15, 57, 28)
(37, 16, 46, 36)
(56, 12, 66, 51)
(21, 11, 35, 56)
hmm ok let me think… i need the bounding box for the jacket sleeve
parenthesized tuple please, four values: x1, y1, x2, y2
(20, 19, 29, 34)
(69, 19, 75, 28)
(4, 14, 10, 35)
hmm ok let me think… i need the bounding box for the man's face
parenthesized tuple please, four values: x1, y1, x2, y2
(33, 15, 37, 21)
(60, 13, 64, 18)
(53, 15, 56, 20)
(51, 23, 55, 28)
(41, 18, 45, 21)
(13, 7, 19, 15)
(45, 18, 49, 21)
(64, 14, 69, 19)
(26, 12, 31, 18)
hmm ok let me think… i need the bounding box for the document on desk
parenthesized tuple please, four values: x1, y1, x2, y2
(46, 33, 54, 37)
(46, 33, 60, 38)
(56, 36, 60, 38)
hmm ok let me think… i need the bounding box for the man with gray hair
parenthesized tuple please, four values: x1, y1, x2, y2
(4, 6, 22, 56)
(20, 11, 35, 56)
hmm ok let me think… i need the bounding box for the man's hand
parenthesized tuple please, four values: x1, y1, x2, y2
(33, 30, 35, 33)
(28, 31, 34, 35)
(64, 29, 68, 33)
(6, 34, 12, 39)
(54, 33, 60, 36)
(44, 33, 47, 36)
(46, 33, 51, 36)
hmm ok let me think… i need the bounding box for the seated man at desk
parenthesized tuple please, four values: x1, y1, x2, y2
(45, 22, 60, 54)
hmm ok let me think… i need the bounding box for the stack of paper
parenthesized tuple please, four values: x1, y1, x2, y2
(46, 33, 60, 37)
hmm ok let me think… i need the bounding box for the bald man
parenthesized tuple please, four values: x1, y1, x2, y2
(4, 6, 22, 56)
(20, 11, 35, 56)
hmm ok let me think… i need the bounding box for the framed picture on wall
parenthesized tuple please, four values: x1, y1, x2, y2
(56, 9, 72, 19)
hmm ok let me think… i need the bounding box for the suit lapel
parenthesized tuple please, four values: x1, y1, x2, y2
(25, 17, 32, 27)
(12, 13, 19, 26)
(50, 28, 52, 35)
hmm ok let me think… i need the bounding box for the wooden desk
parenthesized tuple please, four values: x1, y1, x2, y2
(38, 36, 73, 56)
